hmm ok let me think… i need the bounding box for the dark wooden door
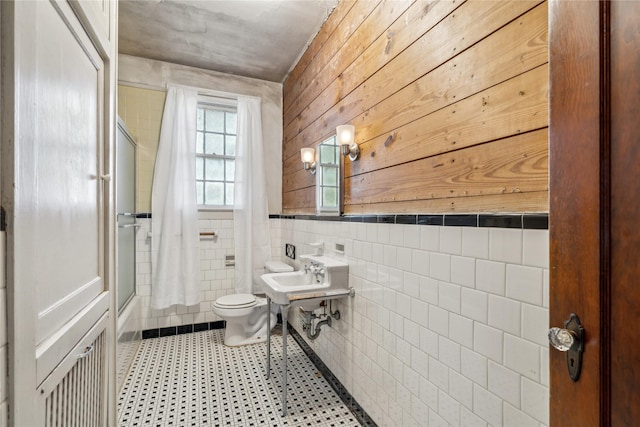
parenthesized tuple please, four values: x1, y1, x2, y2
(550, 1, 640, 425)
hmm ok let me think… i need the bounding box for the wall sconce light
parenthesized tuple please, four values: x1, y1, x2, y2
(336, 124, 360, 161)
(300, 147, 316, 174)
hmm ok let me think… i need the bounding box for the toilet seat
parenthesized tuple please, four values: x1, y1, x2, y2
(215, 293, 257, 309)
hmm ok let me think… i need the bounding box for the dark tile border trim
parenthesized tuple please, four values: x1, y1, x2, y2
(289, 326, 378, 427)
(270, 213, 548, 230)
(479, 214, 522, 228)
(523, 214, 549, 229)
(395, 214, 417, 224)
(141, 320, 225, 340)
(377, 215, 395, 224)
(417, 214, 444, 226)
(445, 215, 478, 227)
(140, 211, 548, 230)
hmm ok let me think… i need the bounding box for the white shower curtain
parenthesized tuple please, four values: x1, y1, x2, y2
(234, 96, 272, 294)
(151, 85, 201, 309)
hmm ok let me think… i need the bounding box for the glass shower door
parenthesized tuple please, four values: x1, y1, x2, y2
(116, 119, 137, 312)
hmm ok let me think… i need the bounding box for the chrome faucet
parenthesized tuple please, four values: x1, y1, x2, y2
(305, 261, 325, 282)
(304, 262, 313, 274)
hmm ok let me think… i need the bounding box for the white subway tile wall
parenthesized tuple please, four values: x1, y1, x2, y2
(135, 216, 237, 330)
(130, 216, 549, 425)
(273, 218, 550, 427)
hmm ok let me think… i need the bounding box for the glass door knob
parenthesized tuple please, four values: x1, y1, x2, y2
(548, 327, 577, 351)
(549, 313, 585, 382)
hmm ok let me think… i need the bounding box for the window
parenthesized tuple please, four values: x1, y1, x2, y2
(316, 135, 341, 215)
(195, 101, 237, 207)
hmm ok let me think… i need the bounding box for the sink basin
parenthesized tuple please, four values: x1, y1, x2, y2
(261, 255, 349, 305)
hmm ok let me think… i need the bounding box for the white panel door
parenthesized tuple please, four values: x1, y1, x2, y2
(1, 0, 116, 425)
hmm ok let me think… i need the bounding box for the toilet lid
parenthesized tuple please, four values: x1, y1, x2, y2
(216, 293, 257, 308)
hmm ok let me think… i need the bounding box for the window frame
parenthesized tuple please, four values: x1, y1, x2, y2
(315, 135, 342, 216)
(195, 97, 238, 211)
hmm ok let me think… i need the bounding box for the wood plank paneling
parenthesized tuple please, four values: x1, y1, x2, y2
(345, 129, 548, 205)
(283, 0, 356, 110)
(283, 152, 315, 192)
(349, 64, 549, 177)
(283, 0, 542, 162)
(347, 191, 549, 214)
(283, 187, 316, 213)
(282, 0, 549, 214)
(285, 0, 463, 139)
(350, 2, 548, 148)
(284, 0, 431, 129)
(284, 0, 373, 112)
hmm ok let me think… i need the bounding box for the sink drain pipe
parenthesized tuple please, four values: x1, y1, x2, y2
(302, 301, 341, 340)
(305, 312, 331, 340)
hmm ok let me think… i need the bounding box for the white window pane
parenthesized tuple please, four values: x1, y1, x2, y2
(225, 135, 236, 156)
(205, 182, 223, 205)
(196, 104, 238, 207)
(225, 112, 237, 135)
(322, 167, 337, 186)
(196, 181, 204, 205)
(323, 187, 337, 207)
(320, 144, 335, 164)
(205, 158, 224, 181)
(225, 183, 234, 206)
(205, 133, 224, 155)
(195, 157, 204, 179)
(196, 132, 204, 154)
(225, 159, 235, 182)
(206, 109, 224, 132)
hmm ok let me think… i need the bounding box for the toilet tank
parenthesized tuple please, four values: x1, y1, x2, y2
(264, 261, 294, 273)
(253, 261, 294, 293)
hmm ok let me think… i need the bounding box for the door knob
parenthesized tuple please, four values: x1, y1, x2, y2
(548, 313, 584, 381)
(548, 327, 577, 351)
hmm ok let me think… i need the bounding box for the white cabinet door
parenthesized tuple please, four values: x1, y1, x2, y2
(1, 0, 116, 425)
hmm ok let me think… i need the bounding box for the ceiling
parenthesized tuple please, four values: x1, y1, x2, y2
(118, 0, 338, 83)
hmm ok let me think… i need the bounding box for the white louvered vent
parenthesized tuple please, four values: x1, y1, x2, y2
(44, 331, 105, 427)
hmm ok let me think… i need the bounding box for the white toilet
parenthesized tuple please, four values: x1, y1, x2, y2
(213, 261, 293, 346)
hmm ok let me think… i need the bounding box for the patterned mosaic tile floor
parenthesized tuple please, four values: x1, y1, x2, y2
(118, 328, 361, 427)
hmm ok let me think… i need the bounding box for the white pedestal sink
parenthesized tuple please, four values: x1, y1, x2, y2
(262, 255, 354, 416)
(261, 255, 350, 306)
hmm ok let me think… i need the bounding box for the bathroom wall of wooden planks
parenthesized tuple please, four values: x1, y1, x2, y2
(282, 0, 549, 214)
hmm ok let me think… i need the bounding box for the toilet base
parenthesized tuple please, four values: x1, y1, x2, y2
(222, 332, 268, 347)
(220, 309, 278, 347)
